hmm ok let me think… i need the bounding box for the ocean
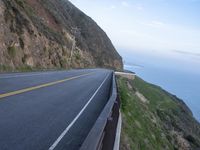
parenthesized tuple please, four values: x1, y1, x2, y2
(122, 50, 200, 122)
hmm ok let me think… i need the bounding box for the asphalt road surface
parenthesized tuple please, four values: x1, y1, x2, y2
(0, 69, 113, 150)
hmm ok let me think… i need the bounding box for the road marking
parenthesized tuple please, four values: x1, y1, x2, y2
(48, 73, 110, 150)
(0, 71, 65, 79)
(0, 73, 93, 99)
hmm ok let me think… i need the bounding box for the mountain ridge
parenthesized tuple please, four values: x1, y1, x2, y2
(0, 0, 123, 72)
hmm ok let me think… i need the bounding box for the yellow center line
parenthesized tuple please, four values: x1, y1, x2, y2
(0, 72, 93, 99)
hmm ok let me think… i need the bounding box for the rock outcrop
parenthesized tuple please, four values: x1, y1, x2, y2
(0, 0, 123, 71)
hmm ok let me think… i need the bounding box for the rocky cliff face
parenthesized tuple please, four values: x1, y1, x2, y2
(0, 0, 123, 71)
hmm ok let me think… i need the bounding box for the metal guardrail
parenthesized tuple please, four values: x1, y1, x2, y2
(80, 72, 120, 150)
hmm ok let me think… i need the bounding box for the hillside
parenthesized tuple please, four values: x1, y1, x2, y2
(0, 0, 123, 72)
(117, 76, 200, 150)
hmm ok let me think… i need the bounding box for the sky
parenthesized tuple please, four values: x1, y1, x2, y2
(69, 0, 200, 65)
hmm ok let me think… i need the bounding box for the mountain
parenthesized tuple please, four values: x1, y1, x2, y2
(117, 75, 200, 150)
(0, 0, 123, 72)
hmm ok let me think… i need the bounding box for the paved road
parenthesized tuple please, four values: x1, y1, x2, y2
(0, 69, 113, 150)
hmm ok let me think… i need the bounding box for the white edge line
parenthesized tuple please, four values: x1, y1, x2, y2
(48, 73, 110, 150)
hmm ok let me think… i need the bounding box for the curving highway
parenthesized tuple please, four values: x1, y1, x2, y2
(0, 69, 113, 150)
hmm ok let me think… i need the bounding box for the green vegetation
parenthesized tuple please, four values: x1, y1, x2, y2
(118, 79, 129, 112)
(16, 65, 33, 72)
(15, 0, 25, 8)
(117, 76, 200, 150)
(0, 64, 12, 72)
(7, 46, 17, 58)
(118, 77, 173, 150)
(0, 64, 32, 72)
(133, 77, 178, 111)
(60, 58, 68, 68)
(74, 51, 81, 60)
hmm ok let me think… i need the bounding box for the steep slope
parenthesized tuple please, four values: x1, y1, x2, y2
(0, 0, 123, 72)
(117, 76, 200, 150)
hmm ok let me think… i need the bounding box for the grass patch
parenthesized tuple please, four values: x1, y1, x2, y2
(16, 65, 33, 72)
(118, 78, 129, 112)
(117, 76, 174, 150)
(7, 46, 17, 58)
(0, 65, 13, 72)
(133, 77, 178, 111)
(74, 51, 81, 60)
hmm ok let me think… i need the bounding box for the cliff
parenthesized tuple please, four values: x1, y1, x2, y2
(0, 0, 123, 72)
(117, 75, 200, 150)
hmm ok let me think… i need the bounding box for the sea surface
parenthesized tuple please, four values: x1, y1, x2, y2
(122, 50, 200, 122)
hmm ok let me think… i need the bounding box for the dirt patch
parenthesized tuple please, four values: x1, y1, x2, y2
(171, 131, 191, 150)
(135, 91, 149, 103)
(26, 0, 60, 32)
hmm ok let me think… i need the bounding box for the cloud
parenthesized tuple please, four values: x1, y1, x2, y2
(144, 20, 165, 28)
(172, 50, 200, 57)
(121, 1, 129, 7)
(124, 64, 144, 69)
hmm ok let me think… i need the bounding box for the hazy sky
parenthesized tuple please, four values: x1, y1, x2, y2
(70, 0, 200, 60)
